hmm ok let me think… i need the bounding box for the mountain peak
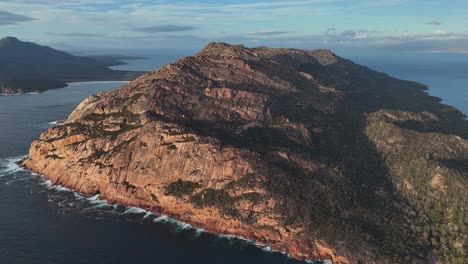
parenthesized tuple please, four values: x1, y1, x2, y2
(202, 42, 245, 51)
(199, 42, 338, 65)
(0, 36, 21, 45)
(200, 42, 254, 57)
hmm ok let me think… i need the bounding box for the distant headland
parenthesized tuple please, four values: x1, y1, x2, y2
(0, 37, 147, 94)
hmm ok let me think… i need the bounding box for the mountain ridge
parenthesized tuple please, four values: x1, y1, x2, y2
(0, 37, 145, 94)
(20, 43, 468, 263)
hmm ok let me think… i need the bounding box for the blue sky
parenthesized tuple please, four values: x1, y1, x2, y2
(1, 0, 467, 52)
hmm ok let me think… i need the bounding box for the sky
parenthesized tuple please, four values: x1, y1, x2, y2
(0, 0, 468, 53)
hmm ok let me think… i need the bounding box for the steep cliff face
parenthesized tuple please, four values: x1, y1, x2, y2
(21, 43, 468, 263)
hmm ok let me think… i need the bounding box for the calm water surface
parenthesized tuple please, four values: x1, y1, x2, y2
(340, 51, 468, 115)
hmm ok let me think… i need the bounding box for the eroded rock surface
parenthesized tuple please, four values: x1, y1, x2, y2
(21, 43, 468, 263)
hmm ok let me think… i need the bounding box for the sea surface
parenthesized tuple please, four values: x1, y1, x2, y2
(338, 50, 468, 116)
(0, 51, 466, 264)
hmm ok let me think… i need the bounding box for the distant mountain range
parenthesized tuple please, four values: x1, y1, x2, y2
(0, 37, 146, 94)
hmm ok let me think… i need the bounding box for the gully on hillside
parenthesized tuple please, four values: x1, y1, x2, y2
(21, 43, 468, 264)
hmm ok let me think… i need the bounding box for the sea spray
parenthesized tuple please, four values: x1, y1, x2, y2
(122, 207, 148, 215)
(0, 156, 27, 177)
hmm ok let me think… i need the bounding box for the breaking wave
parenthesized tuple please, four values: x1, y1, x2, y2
(0, 156, 27, 178)
(48, 121, 59, 126)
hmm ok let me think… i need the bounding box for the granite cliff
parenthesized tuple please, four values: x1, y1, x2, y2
(21, 43, 467, 263)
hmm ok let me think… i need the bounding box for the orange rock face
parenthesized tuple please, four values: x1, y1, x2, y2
(21, 43, 439, 263)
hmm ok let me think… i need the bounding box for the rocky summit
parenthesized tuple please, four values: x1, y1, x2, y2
(21, 43, 468, 263)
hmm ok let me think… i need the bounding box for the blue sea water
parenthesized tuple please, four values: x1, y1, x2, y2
(0, 50, 466, 264)
(338, 51, 468, 116)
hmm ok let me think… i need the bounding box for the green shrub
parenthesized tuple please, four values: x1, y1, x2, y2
(165, 179, 200, 198)
(189, 188, 233, 208)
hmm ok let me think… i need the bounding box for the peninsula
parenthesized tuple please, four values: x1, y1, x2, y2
(0, 37, 145, 94)
(21, 43, 467, 263)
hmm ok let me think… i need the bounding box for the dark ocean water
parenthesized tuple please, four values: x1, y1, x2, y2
(0, 51, 466, 264)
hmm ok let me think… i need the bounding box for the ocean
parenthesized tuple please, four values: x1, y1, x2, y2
(338, 50, 468, 116)
(0, 50, 466, 264)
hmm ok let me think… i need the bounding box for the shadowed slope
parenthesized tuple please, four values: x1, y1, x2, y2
(21, 43, 467, 263)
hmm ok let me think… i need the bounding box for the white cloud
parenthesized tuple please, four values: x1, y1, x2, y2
(131, 25, 199, 33)
(433, 29, 448, 35)
(427, 20, 442, 26)
(246, 31, 293, 36)
(0, 0, 465, 52)
(0, 10, 35, 25)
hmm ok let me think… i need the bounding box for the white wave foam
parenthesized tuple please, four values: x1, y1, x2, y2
(72, 192, 86, 200)
(150, 213, 276, 252)
(143, 212, 152, 218)
(213, 231, 298, 260)
(0, 155, 27, 177)
(4, 162, 258, 252)
(87, 196, 110, 209)
(262, 246, 272, 252)
(40, 179, 53, 188)
(52, 185, 73, 192)
(153, 215, 170, 223)
(193, 227, 205, 238)
(152, 215, 206, 235)
(217, 233, 256, 245)
(48, 120, 64, 126)
(175, 222, 193, 231)
(87, 194, 101, 202)
(123, 207, 148, 215)
(306, 259, 330, 264)
(9, 166, 303, 261)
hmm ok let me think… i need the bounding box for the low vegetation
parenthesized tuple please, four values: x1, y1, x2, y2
(0, 37, 144, 93)
(165, 179, 201, 198)
(365, 111, 467, 262)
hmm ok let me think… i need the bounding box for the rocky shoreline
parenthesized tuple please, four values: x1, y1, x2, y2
(17, 157, 335, 263)
(19, 129, 349, 263)
(20, 43, 467, 263)
(18, 165, 346, 263)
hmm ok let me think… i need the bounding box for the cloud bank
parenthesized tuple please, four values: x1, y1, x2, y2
(131, 25, 199, 33)
(0, 10, 35, 25)
(1, 0, 467, 53)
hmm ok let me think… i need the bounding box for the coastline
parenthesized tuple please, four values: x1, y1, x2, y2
(18, 155, 349, 264)
(12, 44, 467, 263)
(0, 80, 131, 96)
(0, 70, 146, 96)
(3, 154, 325, 263)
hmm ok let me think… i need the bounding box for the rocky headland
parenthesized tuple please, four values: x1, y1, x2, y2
(21, 43, 468, 263)
(0, 37, 145, 94)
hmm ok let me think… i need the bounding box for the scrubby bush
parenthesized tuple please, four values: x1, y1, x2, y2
(165, 179, 200, 198)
